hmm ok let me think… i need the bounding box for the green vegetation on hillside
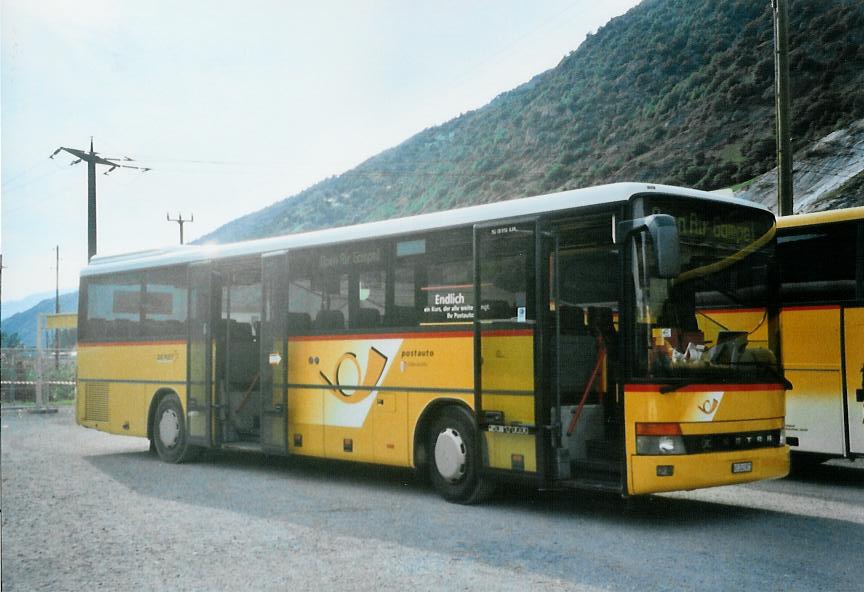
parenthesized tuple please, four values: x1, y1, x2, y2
(199, 0, 864, 244)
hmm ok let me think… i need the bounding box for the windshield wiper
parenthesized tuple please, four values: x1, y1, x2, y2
(733, 361, 793, 390)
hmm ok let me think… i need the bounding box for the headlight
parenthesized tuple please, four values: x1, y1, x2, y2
(636, 435, 686, 455)
(636, 422, 686, 455)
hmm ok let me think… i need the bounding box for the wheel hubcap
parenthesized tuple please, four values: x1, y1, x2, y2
(434, 427, 467, 482)
(158, 408, 180, 448)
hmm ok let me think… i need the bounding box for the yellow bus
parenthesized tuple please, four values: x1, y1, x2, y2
(697, 206, 864, 467)
(76, 183, 789, 502)
(776, 207, 864, 465)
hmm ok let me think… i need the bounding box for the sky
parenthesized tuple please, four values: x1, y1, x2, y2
(1, 0, 640, 302)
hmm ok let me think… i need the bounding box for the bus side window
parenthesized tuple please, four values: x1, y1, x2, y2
(778, 221, 858, 304)
(287, 276, 322, 335)
(357, 268, 385, 329)
(81, 272, 143, 342)
(387, 264, 418, 328)
(142, 266, 187, 339)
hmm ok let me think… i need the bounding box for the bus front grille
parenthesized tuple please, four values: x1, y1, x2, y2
(84, 383, 110, 422)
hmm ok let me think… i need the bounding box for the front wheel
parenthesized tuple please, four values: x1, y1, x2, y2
(427, 406, 493, 504)
(153, 394, 200, 463)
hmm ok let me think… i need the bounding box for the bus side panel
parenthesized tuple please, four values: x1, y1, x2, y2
(287, 333, 474, 467)
(285, 386, 326, 459)
(480, 332, 537, 473)
(844, 306, 864, 456)
(781, 306, 846, 455)
(76, 342, 187, 437)
(624, 386, 788, 495)
(283, 331, 537, 471)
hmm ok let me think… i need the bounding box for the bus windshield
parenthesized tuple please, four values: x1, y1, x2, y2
(630, 196, 779, 382)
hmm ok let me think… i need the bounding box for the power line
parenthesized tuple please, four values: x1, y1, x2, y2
(1, 159, 55, 190)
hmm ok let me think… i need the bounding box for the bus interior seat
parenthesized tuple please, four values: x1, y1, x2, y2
(161, 319, 184, 336)
(229, 319, 255, 342)
(314, 309, 345, 331)
(87, 318, 110, 339)
(482, 299, 512, 320)
(142, 319, 184, 337)
(286, 312, 311, 333)
(355, 307, 381, 328)
(388, 306, 417, 327)
(560, 306, 587, 335)
(113, 319, 136, 339)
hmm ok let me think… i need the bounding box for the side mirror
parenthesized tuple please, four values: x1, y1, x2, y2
(616, 214, 681, 278)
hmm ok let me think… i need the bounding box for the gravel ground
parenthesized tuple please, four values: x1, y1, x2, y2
(2, 407, 862, 591)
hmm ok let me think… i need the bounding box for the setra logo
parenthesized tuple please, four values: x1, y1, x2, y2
(698, 398, 720, 415)
(319, 347, 388, 403)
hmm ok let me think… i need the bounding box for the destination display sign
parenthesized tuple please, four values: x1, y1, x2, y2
(643, 195, 774, 253)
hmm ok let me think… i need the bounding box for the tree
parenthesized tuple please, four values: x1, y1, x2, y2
(1, 330, 23, 349)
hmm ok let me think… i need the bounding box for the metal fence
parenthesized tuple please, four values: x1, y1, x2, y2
(0, 347, 77, 405)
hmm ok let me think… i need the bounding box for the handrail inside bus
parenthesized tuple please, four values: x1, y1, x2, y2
(674, 224, 776, 284)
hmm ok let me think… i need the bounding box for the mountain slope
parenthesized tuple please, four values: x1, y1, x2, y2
(735, 118, 864, 212)
(199, 0, 860, 243)
(2, 290, 63, 320)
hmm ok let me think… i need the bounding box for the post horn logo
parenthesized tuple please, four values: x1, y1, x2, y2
(319, 347, 388, 403)
(698, 398, 720, 415)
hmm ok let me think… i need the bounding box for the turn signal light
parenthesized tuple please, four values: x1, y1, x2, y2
(636, 422, 682, 436)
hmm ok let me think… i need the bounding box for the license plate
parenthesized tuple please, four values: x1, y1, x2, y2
(732, 461, 753, 474)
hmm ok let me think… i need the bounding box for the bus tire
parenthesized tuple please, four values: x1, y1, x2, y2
(153, 394, 200, 464)
(427, 406, 491, 504)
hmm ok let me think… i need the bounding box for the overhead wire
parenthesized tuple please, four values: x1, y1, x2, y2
(1, 159, 55, 190)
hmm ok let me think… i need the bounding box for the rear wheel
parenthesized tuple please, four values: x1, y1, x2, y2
(427, 406, 493, 504)
(153, 394, 200, 463)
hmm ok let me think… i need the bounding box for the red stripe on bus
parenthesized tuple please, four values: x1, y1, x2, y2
(782, 305, 841, 312)
(290, 328, 533, 342)
(79, 340, 188, 347)
(698, 308, 765, 315)
(625, 383, 784, 393)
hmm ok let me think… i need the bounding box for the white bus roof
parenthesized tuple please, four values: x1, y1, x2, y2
(82, 182, 769, 277)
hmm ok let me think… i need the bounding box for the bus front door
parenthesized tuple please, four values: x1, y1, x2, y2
(473, 218, 543, 479)
(260, 252, 290, 454)
(187, 262, 216, 447)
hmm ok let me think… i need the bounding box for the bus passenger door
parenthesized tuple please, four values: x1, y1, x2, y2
(187, 262, 216, 446)
(473, 219, 542, 478)
(844, 306, 864, 455)
(260, 252, 290, 454)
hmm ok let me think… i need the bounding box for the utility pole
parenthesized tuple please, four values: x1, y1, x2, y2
(773, 0, 793, 216)
(167, 213, 194, 245)
(51, 139, 151, 261)
(54, 245, 60, 369)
